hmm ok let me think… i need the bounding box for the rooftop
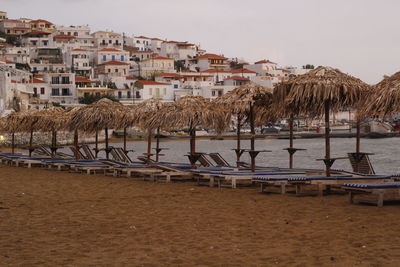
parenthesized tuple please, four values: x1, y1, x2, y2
(99, 60, 129, 65)
(136, 80, 171, 86)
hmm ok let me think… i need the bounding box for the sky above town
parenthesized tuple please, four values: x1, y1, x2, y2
(2, 0, 400, 84)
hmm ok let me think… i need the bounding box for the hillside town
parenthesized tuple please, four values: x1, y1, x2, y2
(0, 10, 312, 115)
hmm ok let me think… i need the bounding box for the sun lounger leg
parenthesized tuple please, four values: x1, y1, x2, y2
(166, 174, 171, 183)
(281, 184, 286, 195)
(377, 191, 384, 207)
(295, 185, 300, 196)
(260, 183, 264, 193)
(86, 169, 90, 175)
(209, 177, 214, 187)
(348, 192, 354, 204)
(232, 178, 236, 189)
(317, 184, 323, 197)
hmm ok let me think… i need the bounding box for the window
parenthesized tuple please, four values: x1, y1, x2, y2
(74, 32, 78, 36)
(84, 92, 90, 97)
(40, 88, 45, 94)
(95, 92, 100, 97)
(51, 77, 59, 84)
(62, 88, 70, 96)
(211, 91, 216, 96)
(218, 90, 223, 96)
(118, 91, 122, 98)
(155, 88, 160, 97)
(109, 40, 112, 44)
(149, 88, 153, 95)
(111, 55, 115, 61)
(102, 55, 106, 62)
(43, 41, 48, 46)
(121, 55, 124, 61)
(127, 91, 131, 98)
(174, 84, 178, 89)
(51, 88, 60, 96)
(136, 91, 141, 98)
(163, 88, 166, 95)
(43, 67, 48, 71)
(33, 87, 38, 96)
(61, 77, 70, 84)
(108, 69, 111, 73)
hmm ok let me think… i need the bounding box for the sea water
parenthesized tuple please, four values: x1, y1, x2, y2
(97, 137, 400, 174)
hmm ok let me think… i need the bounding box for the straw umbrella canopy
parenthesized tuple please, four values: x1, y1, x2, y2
(148, 95, 231, 167)
(13, 109, 42, 157)
(35, 107, 66, 157)
(283, 66, 366, 176)
(215, 82, 274, 170)
(131, 99, 167, 162)
(273, 79, 307, 168)
(363, 72, 400, 117)
(2, 112, 25, 154)
(69, 98, 125, 159)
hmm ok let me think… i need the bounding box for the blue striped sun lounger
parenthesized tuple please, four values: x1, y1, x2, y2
(343, 182, 400, 207)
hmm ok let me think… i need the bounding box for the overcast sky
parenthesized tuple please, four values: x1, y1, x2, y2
(2, 0, 400, 83)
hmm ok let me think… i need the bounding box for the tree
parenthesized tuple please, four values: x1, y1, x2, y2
(78, 94, 119, 105)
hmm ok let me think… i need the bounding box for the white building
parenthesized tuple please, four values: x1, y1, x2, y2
(55, 25, 93, 49)
(246, 59, 278, 76)
(160, 41, 197, 60)
(95, 60, 129, 78)
(21, 31, 51, 48)
(133, 56, 175, 78)
(132, 36, 152, 51)
(0, 65, 32, 114)
(92, 31, 123, 49)
(67, 48, 93, 77)
(95, 48, 129, 65)
(135, 80, 173, 101)
(189, 53, 229, 71)
(42, 72, 76, 105)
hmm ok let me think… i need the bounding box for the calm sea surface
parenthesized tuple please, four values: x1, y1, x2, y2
(92, 136, 400, 174)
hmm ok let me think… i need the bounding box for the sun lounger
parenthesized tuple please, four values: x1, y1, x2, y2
(287, 175, 393, 196)
(348, 153, 375, 174)
(115, 147, 135, 164)
(69, 146, 86, 160)
(208, 153, 230, 167)
(343, 182, 400, 207)
(81, 144, 96, 160)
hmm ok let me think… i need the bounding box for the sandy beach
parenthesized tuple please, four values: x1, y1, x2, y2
(0, 165, 399, 266)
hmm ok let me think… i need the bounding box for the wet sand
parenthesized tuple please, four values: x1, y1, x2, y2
(1, 165, 400, 266)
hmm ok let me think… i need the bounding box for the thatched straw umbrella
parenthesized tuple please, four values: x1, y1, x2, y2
(69, 98, 125, 160)
(131, 99, 167, 162)
(215, 82, 274, 170)
(35, 107, 66, 157)
(273, 80, 307, 168)
(283, 66, 366, 176)
(2, 113, 23, 154)
(15, 109, 42, 157)
(148, 95, 231, 167)
(364, 72, 400, 117)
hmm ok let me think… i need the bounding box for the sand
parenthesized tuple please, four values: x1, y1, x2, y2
(0, 165, 400, 266)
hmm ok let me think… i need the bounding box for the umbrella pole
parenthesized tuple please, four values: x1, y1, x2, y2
(289, 115, 294, 169)
(147, 129, 152, 162)
(95, 130, 99, 158)
(123, 127, 127, 154)
(324, 101, 331, 177)
(74, 129, 79, 161)
(236, 115, 241, 165)
(29, 129, 33, 157)
(105, 127, 109, 160)
(190, 127, 196, 168)
(355, 118, 361, 172)
(11, 132, 15, 154)
(156, 127, 160, 162)
(249, 104, 255, 172)
(51, 130, 56, 157)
